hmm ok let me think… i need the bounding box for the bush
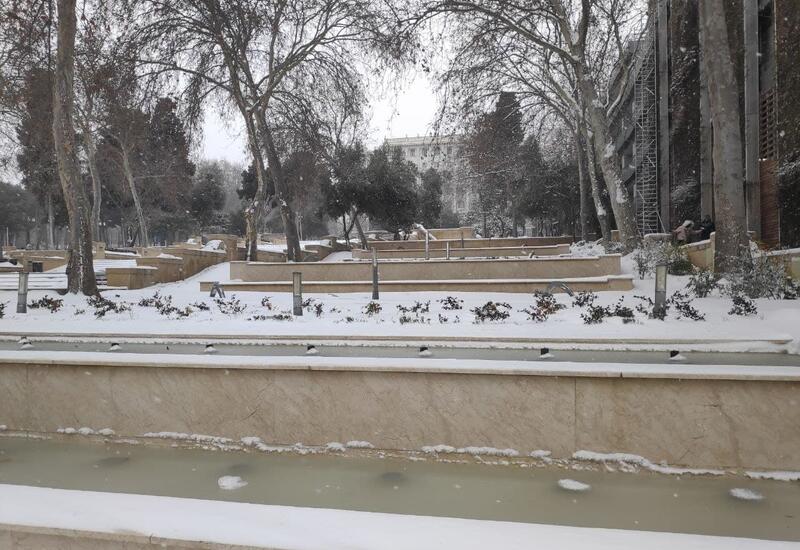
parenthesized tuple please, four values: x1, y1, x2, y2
(729, 294, 758, 316)
(723, 252, 786, 299)
(669, 291, 706, 321)
(635, 295, 668, 320)
(522, 292, 566, 322)
(572, 291, 597, 308)
(215, 296, 246, 315)
(28, 296, 64, 313)
(261, 296, 273, 310)
(471, 301, 511, 322)
(397, 301, 430, 314)
(0, 302, 5, 318)
(88, 295, 131, 318)
(632, 241, 693, 278)
(686, 269, 720, 298)
(579, 298, 635, 324)
(191, 301, 210, 311)
(784, 278, 800, 300)
(438, 296, 464, 310)
(363, 301, 382, 316)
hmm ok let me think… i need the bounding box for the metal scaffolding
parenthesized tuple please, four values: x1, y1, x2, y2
(633, 25, 660, 235)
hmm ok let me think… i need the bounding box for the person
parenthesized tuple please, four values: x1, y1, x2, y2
(699, 215, 715, 240)
(673, 220, 695, 245)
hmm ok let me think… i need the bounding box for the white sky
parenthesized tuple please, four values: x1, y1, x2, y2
(200, 71, 439, 166)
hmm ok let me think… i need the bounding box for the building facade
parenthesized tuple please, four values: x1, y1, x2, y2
(384, 135, 476, 216)
(608, 0, 800, 247)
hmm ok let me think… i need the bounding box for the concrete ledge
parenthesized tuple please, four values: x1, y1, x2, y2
(105, 266, 157, 290)
(0, 351, 798, 469)
(136, 256, 184, 284)
(163, 248, 226, 277)
(201, 275, 634, 294)
(367, 236, 574, 251)
(351, 244, 571, 260)
(230, 255, 622, 283)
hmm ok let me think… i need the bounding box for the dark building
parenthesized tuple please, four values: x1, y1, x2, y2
(608, 0, 800, 247)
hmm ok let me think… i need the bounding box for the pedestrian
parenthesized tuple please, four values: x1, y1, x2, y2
(699, 215, 715, 240)
(673, 220, 695, 245)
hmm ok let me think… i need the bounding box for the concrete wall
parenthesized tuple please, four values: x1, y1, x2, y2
(352, 244, 570, 260)
(163, 248, 226, 278)
(0, 525, 255, 550)
(0, 357, 797, 470)
(367, 236, 574, 251)
(426, 227, 475, 240)
(136, 257, 184, 284)
(105, 267, 157, 290)
(229, 255, 622, 283)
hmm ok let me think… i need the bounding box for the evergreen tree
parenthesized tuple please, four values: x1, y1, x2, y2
(363, 146, 419, 234)
(418, 168, 444, 228)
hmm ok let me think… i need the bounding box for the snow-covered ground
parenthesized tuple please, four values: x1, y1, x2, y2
(0, 258, 798, 349)
(0, 485, 794, 550)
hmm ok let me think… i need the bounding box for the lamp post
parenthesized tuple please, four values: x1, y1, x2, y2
(654, 263, 668, 317)
(371, 248, 379, 300)
(292, 272, 303, 316)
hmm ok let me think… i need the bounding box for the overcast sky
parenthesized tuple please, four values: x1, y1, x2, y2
(200, 71, 438, 167)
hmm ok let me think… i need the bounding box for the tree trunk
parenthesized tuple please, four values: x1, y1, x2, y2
(120, 146, 149, 248)
(46, 192, 55, 249)
(82, 131, 102, 241)
(576, 131, 592, 241)
(52, 0, 97, 295)
(352, 208, 368, 249)
(580, 127, 611, 241)
(699, 0, 748, 271)
(259, 117, 302, 261)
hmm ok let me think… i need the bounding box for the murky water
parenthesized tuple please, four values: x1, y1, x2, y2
(0, 437, 798, 541)
(1, 339, 798, 366)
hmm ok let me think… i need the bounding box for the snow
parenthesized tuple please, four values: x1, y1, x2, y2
(0, 257, 798, 357)
(345, 440, 375, 449)
(745, 471, 800, 482)
(558, 479, 591, 492)
(325, 442, 346, 452)
(3, 350, 798, 383)
(421, 445, 519, 457)
(573, 451, 725, 477)
(530, 450, 552, 459)
(217, 475, 248, 490)
(729, 488, 764, 501)
(0, 485, 795, 550)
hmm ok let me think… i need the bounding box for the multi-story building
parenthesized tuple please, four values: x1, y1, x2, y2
(608, 0, 800, 247)
(384, 135, 475, 216)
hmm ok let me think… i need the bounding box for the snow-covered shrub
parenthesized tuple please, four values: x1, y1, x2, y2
(572, 291, 597, 308)
(686, 269, 720, 298)
(363, 301, 382, 316)
(729, 294, 758, 316)
(665, 246, 693, 276)
(312, 303, 324, 317)
(0, 302, 5, 318)
(88, 295, 131, 318)
(632, 241, 692, 278)
(250, 312, 293, 321)
(191, 301, 210, 311)
(437, 313, 461, 324)
(28, 296, 63, 313)
(399, 313, 430, 324)
(471, 301, 511, 322)
(522, 292, 566, 322)
(438, 296, 464, 310)
(580, 298, 634, 324)
(784, 278, 800, 300)
(669, 291, 706, 321)
(610, 298, 635, 323)
(397, 301, 430, 314)
(139, 292, 194, 318)
(215, 296, 246, 315)
(634, 295, 668, 321)
(723, 252, 786, 299)
(260, 296, 273, 310)
(601, 240, 625, 254)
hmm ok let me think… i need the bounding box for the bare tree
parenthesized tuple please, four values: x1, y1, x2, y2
(52, 0, 97, 294)
(698, 0, 747, 270)
(425, 0, 645, 248)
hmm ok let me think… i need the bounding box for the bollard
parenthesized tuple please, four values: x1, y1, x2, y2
(654, 263, 667, 317)
(425, 231, 430, 260)
(209, 281, 225, 298)
(292, 272, 303, 316)
(16, 272, 29, 314)
(446, 241, 451, 260)
(371, 248, 379, 300)
(461, 234, 465, 249)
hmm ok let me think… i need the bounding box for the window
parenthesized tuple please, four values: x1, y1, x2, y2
(409, 148, 416, 157)
(422, 147, 428, 157)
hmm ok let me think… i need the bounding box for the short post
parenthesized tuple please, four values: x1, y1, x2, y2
(16, 271, 29, 314)
(654, 263, 667, 317)
(292, 272, 303, 316)
(445, 241, 451, 260)
(209, 281, 225, 298)
(424, 231, 430, 260)
(460, 234, 465, 249)
(371, 248, 379, 300)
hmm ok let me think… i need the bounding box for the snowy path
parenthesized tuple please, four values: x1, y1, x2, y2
(0, 485, 795, 550)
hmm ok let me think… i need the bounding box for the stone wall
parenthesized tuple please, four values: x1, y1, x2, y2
(351, 244, 571, 260)
(105, 267, 158, 290)
(367, 236, 573, 251)
(229, 255, 622, 283)
(1, 357, 798, 470)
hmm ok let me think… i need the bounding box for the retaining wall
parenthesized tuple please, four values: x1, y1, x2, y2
(367, 236, 574, 251)
(229, 255, 622, 283)
(351, 244, 570, 260)
(0, 354, 797, 471)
